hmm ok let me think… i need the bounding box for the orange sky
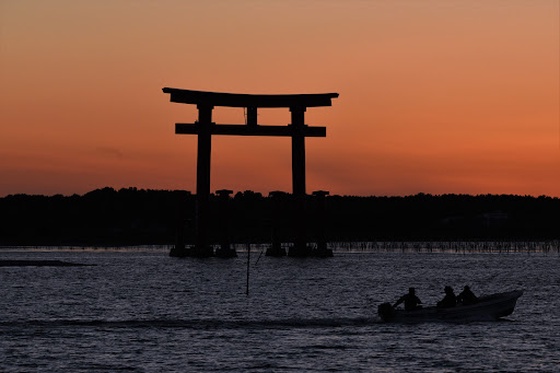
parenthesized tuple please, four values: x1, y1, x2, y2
(1, 0, 559, 197)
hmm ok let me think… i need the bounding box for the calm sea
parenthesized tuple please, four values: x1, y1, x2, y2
(1, 246, 559, 372)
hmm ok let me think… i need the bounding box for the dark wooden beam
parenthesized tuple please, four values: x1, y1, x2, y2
(163, 87, 338, 108)
(175, 123, 326, 137)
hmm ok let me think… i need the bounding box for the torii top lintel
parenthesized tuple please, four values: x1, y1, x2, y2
(162, 87, 339, 108)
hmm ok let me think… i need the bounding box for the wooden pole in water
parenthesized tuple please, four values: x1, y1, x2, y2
(246, 243, 251, 296)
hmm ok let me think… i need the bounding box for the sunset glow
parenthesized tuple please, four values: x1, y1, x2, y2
(1, 0, 559, 197)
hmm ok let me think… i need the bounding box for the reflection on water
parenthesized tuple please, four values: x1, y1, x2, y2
(1, 246, 559, 372)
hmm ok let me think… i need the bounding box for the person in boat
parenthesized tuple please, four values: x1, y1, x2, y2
(393, 287, 423, 311)
(437, 286, 457, 308)
(457, 285, 478, 305)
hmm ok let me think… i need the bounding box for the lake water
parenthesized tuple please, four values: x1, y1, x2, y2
(1, 246, 559, 372)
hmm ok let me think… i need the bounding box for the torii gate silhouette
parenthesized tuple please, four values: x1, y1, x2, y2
(163, 87, 338, 257)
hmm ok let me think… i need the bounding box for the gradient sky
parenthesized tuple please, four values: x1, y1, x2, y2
(1, 0, 559, 197)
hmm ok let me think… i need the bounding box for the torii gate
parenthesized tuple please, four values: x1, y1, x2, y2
(163, 88, 338, 257)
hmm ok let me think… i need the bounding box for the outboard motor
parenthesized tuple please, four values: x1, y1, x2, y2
(378, 302, 395, 321)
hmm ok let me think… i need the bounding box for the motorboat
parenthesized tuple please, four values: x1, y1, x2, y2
(378, 290, 523, 322)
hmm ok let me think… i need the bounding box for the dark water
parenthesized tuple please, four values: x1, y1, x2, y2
(1, 247, 559, 372)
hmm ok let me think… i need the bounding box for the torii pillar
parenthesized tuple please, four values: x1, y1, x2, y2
(163, 88, 338, 258)
(290, 106, 309, 257)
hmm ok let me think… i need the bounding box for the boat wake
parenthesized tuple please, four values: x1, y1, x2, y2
(0, 316, 378, 331)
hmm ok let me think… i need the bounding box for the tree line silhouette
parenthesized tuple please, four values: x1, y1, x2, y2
(0, 187, 558, 246)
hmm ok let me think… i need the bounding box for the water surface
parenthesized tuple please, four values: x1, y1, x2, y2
(1, 248, 558, 372)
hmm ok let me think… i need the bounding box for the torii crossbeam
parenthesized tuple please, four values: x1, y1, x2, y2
(163, 87, 338, 257)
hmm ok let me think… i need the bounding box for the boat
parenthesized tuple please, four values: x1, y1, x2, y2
(377, 290, 523, 322)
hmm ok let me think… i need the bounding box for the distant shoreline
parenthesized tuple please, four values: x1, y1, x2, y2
(1, 189, 559, 245)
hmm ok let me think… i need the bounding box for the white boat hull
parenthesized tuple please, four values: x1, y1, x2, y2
(378, 290, 523, 322)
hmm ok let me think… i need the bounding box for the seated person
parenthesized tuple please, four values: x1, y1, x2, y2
(457, 285, 478, 305)
(393, 287, 422, 311)
(437, 286, 457, 308)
